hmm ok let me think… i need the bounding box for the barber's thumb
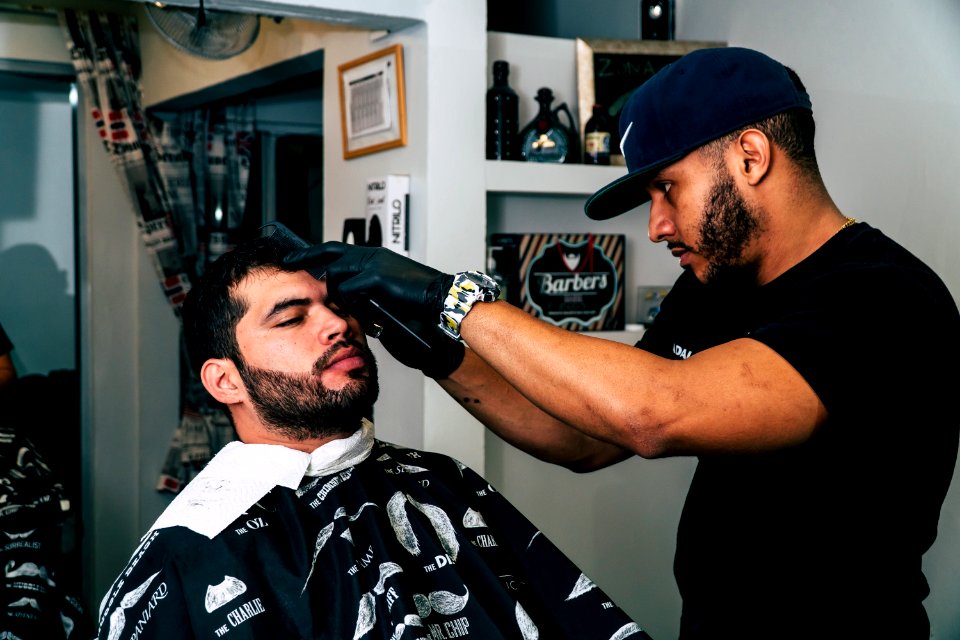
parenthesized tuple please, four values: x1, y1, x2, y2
(282, 241, 347, 268)
(282, 247, 318, 268)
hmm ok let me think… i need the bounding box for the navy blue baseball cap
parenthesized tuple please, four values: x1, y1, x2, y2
(584, 47, 812, 220)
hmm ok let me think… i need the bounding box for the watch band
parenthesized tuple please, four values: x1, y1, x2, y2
(439, 271, 501, 340)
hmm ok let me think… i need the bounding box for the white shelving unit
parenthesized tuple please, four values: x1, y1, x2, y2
(485, 160, 625, 195)
(476, 32, 691, 640)
(483, 32, 680, 334)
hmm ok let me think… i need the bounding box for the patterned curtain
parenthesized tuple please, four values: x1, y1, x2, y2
(58, 10, 255, 492)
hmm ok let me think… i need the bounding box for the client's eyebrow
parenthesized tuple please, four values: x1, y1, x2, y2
(264, 297, 310, 321)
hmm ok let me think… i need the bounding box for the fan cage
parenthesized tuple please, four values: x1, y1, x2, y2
(145, 4, 261, 60)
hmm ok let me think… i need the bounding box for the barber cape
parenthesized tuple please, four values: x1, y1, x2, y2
(95, 420, 651, 640)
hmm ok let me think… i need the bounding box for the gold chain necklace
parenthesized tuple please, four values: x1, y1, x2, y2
(836, 216, 857, 235)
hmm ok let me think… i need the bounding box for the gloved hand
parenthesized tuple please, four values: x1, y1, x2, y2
(353, 299, 465, 379)
(283, 243, 464, 378)
(283, 242, 453, 324)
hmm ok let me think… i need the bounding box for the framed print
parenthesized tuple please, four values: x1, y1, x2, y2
(576, 39, 724, 164)
(338, 44, 408, 159)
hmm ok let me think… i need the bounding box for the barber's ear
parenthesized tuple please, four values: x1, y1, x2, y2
(736, 129, 771, 186)
(200, 358, 245, 405)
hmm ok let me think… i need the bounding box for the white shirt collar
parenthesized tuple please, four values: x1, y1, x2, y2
(148, 419, 375, 539)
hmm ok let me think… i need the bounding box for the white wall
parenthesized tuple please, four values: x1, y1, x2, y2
(0, 11, 74, 65)
(79, 106, 158, 609)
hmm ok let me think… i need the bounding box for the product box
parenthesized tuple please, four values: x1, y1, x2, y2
(365, 174, 409, 255)
(488, 233, 625, 331)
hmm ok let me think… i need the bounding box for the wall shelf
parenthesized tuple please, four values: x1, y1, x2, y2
(485, 160, 625, 195)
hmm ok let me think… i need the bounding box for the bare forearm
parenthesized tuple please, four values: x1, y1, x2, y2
(438, 348, 630, 471)
(455, 300, 828, 459)
(455, 301, 674, 459)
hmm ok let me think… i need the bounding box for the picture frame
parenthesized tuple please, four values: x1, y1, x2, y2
(338, 44, 408, 159)
(576, 39, 724, 164)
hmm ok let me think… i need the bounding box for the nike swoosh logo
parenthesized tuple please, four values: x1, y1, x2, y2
(620, 121, 633, 158)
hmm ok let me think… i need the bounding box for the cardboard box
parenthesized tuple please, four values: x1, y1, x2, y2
(366, 175, 409, 255)
(488, 233, 625, 331)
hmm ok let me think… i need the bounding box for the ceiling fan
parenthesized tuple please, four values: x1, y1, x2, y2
(145, 0, 261, 60)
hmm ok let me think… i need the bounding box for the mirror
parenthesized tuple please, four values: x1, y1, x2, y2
(0, 64, 85, 629)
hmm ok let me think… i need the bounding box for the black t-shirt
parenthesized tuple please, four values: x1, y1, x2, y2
(638, 223, 960, 638)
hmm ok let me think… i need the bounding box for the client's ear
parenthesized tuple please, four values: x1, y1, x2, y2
(200, 358, 245, 406)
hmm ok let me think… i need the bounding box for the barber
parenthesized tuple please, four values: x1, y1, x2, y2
(287, 47, 960, 639)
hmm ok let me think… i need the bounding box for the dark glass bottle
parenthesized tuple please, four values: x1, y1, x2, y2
(583, 104, 612, 165)
(519, 87, 577, 163)
(485, 60, 519, 160)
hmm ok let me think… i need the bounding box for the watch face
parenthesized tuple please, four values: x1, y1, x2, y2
(465, 271, 497, 288)
(463, 271, 500, 301)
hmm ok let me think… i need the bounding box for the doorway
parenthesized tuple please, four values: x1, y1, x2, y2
(0, 70, 78, 376)
(0, 66, 85, 602)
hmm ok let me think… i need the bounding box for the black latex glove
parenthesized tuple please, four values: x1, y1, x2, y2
(357, 300, 465, 379)
(283, 243, 463, 378)
(284, 242, 453, 324)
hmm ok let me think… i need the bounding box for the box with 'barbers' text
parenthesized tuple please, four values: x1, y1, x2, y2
(488, 232, 625, 331)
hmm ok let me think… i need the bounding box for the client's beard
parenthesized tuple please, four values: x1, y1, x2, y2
(236, 340, 380, 441)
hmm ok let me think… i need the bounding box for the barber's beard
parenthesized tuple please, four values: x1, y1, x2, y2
(698, 170, 762, 288)
(236, 341, 380, 442)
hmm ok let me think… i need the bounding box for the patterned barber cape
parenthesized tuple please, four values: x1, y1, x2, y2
(96, 421, 650, 640)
